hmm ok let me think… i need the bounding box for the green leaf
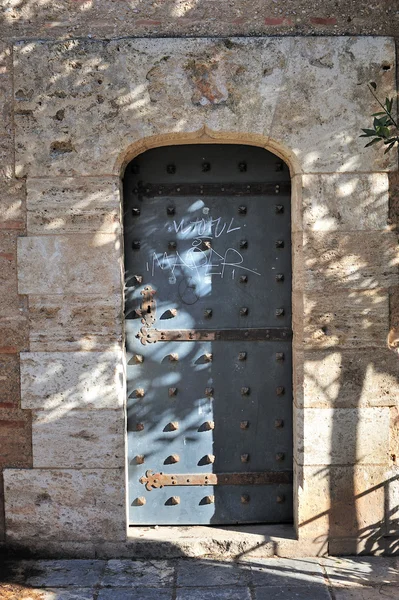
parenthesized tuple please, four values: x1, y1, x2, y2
(385, 98, 393, 113)
(371, 112, 386, 117)
(369, 81, 377, 90)
(364, 138, 382, 147)
(361, 128, 377, 136)
(384, 142, 396, 154)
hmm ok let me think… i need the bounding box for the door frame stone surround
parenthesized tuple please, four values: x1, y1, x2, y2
(3, 36, 398, 557)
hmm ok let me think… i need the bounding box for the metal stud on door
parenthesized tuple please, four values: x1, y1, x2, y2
(124, 145, 292, 525)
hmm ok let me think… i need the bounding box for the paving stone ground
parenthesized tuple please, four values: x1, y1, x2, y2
(0, 557, 398, 599)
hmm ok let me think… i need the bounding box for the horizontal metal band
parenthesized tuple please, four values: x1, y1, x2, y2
(140, 470, 293, 491)
(137, 327, 292, 343)
(135, 182, 291, 197)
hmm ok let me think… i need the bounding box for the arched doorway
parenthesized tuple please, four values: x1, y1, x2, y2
(124, 144, 292, 525)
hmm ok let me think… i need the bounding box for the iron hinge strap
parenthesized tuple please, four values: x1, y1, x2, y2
(140, 470, 293, 491)
(136, 327, 292, 344)
(135, 182, 291, 197)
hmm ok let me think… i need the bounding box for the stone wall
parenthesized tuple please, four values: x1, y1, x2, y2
(0, 3, 398, 556)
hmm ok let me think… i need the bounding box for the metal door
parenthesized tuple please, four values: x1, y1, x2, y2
(124, 144, 292, 525)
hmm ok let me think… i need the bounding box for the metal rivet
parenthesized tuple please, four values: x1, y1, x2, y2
(205, 387, 214, 397)
(204, 309, 213, 319)
(135, 423, 144, 431)
(132, 240, 141, 250)
(241, 453, 250, 463)
(202, 162, 211, 172)
(239, 239, 248, 249)
(166, 421, 179, 431)
(166, 164, 176, 174)
(276, 386, 285, 396)
(135, 388, 145, 398)
(166, 454, 180, 464)
(276, 452, 285, 462)
(275, 419, 284, 429)
(167, 206, 175, 216)
(238, 205, 247, 215)
(133, 354, 144, 364)
(169, 353, 178, 362)
(275, 185, 280, 194)
(276, 308, 285, 317)
(277, 494, 286, 504)
(131, 163, 140, 174)
(168, 496, 180, 505)
(203, 454, 215, 464)
(134, 496, 146, 506)
(275, 204, 284, 214)
(275, 162, 284, 172)
(135, 455, 145, 464)
(239, 275, 248, 283)
(204, 353, 213, 363)
(168, 241, 177, 251)
(241, 387, 250, 396)
(276, 273, 285, 282)
(241, 494, 250, 504)
(276, 352, 285, 361)
(238, 352, 247, 361)
(276, 240, 284, 248)
(238, 162, 247, 172)
(202, 495, 215, 504)
(168, 387, 178, 397)
(240, 307, 249, 317)
(133, 274, 143, 284)
(132, 207, 141, 216)
(240, 420, 249, 429)
(201, 420, 215, 431)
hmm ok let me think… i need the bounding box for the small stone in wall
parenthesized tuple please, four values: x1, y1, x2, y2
(185, 58, 229, 106)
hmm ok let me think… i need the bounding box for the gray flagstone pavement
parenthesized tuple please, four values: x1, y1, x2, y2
(0, 556, 398, 599)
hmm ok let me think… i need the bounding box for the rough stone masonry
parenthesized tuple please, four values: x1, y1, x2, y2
(0, 1, 399, 559)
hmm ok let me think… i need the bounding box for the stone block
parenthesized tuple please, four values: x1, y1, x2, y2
(26, 177, 121, 235)
(332, 587, 399, 599)
(20, 351, 124, 411)
(176, 559, 250, 587)
(270, 37, 396, 173)
(3, 468, 126, 542)
(28, 294, 122, 352)
(17, 234, 122, 295)
(299, 174, 389, 232)
(0, 231, 29, 352)
(253, 588, 331, 600)
(295, 349, 399, 408)
(297, 466, 395, 540)
(0, 354, 20, 407)
(0, 178, 25, 227)
(302, 290, 389, 349)
(295, 407, 390, 465)
(100, 591, 173, 600)
(0, 136, 13, 179)
(32, 409, 125, 469)
(296, 231, 399, 291)
(12, 37, 395, 177)
(0, 408, 32, 468)
(246, 558, 325, 587)
(322, 556, 399, 587)
(102, 559, 174, 587)
(10, 559, 106, 587)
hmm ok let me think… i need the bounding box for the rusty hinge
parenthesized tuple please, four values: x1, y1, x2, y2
(140, 470, 293, 491)
(136, 327, 292, 345)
